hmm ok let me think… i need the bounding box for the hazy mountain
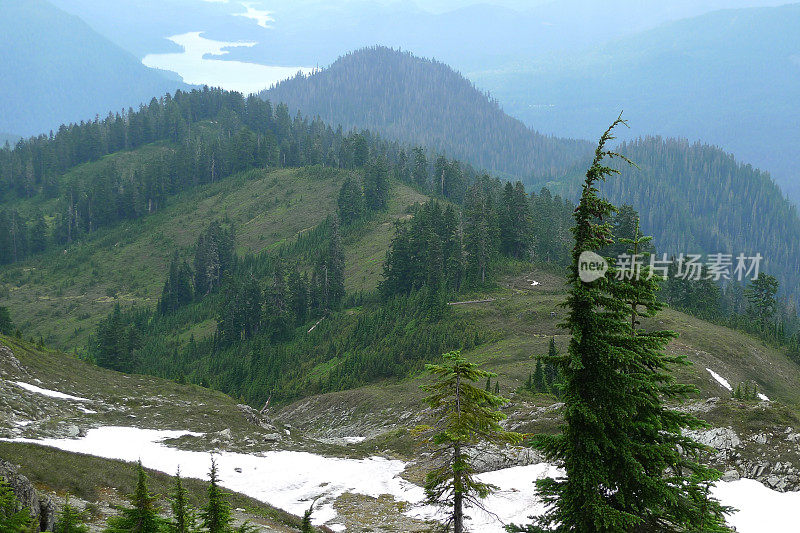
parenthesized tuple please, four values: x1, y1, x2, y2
(474, 3, 800, 202)
(262, 47, 592, 179)
(0, 0, 188, 137)
(51, 0, 793, 71)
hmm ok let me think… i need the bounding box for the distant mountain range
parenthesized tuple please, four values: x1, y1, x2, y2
(262, 47, 592, 180)
(473, 3, 800, 202)
(262, 46, 800, 300)
(0, 0, 187, 137)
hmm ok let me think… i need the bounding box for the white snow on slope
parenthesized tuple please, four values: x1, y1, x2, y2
(706, 368, 732, 391)
(12, 381, 90, 402)
(408, 463, 563, 531)
(4, 427, 422, 529)
(712, 478, 800, 532)
(5, 426, 799, 532)
(706, 369, 771, 401)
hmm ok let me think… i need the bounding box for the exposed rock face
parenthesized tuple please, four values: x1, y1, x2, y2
(686, 427, 742, 451)
(465, 442, 546, 473)
(0, 458, 55, 531)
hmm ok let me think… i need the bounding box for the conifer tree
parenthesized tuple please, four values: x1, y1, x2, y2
(300, 502, 315, 533)
(0, 306, 13, 335)
(105, 461, 164, 533)
(363, 155, 390, 211)
(0, 476, 31, 532)
(200, 457, 232, 533)
(532, 358, 545, 392)
(337, 177, 365, 224)
(326, 216, 346, 308)
(54, 496, 89, 533)
(515, 116, 730, 532)
(167, 468, 197, 533)
(416, 350, 521, 533)
(745, 273, 779, 329)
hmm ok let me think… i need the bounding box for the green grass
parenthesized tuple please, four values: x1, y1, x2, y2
(0, 166, 348, 349)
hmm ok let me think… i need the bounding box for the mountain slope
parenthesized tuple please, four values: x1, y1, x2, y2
(261, 47, 592, 180)
(535, 137, 800, 302)
(0, 0, 187, 137)
(475, 3, 800, 202)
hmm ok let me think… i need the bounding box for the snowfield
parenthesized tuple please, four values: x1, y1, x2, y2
(5, 426, 800, 532)
(11, 381, 90, 402)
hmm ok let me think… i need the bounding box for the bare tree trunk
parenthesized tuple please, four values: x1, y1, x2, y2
(453, 443, 463, 533)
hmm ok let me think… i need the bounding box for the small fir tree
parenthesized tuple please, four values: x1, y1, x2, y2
(54, 496, 89, 533)
(200, 457, 232, 533)
(416, 350, 522, 533)
(167, 468, 198, 533)
(105, 461, 164, 533)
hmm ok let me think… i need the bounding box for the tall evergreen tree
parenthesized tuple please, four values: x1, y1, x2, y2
(326, 216, 346, 309)
(363, 155, 390, 211)
(516, 117, 730, 533)
(0, 306, 13, 335)
(745, 273, 779, 329)
(105, 461, 164, 533)
(200, 458, 232, 533)
(416, 350, 521, 533)
(337, 176, 365, 224)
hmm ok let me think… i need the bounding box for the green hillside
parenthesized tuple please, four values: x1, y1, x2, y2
(259, 47, 800, 305)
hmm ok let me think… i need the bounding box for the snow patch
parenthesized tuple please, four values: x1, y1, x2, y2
(706, 368, 732, 391)
(12, 381, 90, 401)
(712, 478, 800, 532)
(4, 426, 422, 528)
(341, 436, 366, 444)
(5, 426, 798, 532)
(758, 393, 771, 402)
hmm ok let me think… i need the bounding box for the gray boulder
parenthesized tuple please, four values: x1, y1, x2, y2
(0, 458, 55, 531)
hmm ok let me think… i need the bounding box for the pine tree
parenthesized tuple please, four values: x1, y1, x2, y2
(745, 273, 779, 329)
(326, 216, 346, 308)
(0, 306, 13, 335)
(300, 503, 315, 533)
(363, 155, 390, 211)
(105, 461, 164, 533)
(0, 477, 32, 532)
(532, 358, 545, 392)
(514, 116, 731, 532)
(167, 468, 197, 533)
(416, 350, 521, 533)
(288, 266, 309, 324)
(337, 177, 365, 224)
(200, 457, 232, 533)
(54, 496, 89, 533)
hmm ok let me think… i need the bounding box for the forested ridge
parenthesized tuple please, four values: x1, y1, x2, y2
(261, 46, 592, 181)
(1, 81, 799, 406)
(262, 46, 800, 304)
(603, 137, 800, 303)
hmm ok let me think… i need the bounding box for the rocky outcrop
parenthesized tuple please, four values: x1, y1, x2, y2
(0, 458, 55, 531)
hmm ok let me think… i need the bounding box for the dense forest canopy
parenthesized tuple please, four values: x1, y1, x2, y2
(261, 46, 593, 181)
